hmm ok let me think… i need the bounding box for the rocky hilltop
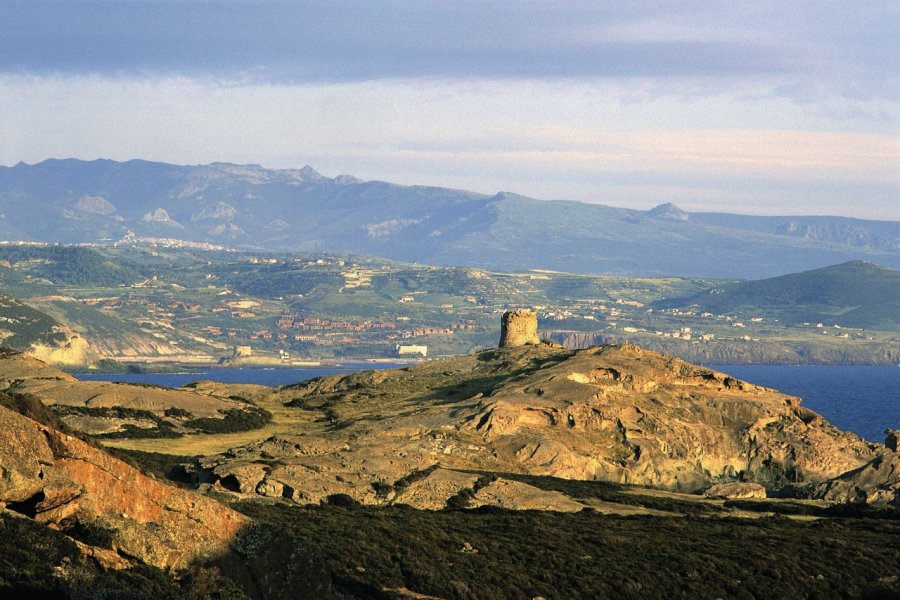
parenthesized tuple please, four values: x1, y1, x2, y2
(191, 341, 884, 508)
(1, 333, 894, 513)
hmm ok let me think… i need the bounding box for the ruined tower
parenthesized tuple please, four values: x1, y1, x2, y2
(499, 309, 540, 348)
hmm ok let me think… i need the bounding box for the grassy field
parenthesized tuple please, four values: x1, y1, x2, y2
(100, 387, 323, 455)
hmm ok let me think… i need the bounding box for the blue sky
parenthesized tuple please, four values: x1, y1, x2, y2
(1, 1, 898, 218)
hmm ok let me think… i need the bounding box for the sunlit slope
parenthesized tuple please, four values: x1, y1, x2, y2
(658, 261, 900, 330)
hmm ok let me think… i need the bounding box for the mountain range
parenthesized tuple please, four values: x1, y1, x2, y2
(1, 158, 899, 279)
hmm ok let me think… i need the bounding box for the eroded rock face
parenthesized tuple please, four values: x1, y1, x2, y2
(796, 449, 900, 506)
(194, 344, 879, 507)
(0, 403, 334, 598)
(0, 404, 247, 570)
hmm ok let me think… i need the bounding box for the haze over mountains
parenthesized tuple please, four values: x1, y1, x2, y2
(2, 159, 899, 279)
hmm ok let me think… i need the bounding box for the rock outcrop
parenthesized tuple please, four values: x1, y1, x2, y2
(800, 450, 900, 506)
(704, 481, 767, 500)
(0, 351, 268, 437)
(792, 430, 900, 507)
(0, 401, 333, 598)
(0, 403, 246, 570)
(191, 343, 880, 507)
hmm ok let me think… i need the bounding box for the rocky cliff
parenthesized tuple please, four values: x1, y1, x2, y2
(0, 397, 332, 598)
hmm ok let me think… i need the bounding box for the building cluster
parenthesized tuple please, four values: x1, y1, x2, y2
(277, 315, 398, 332)
(113, 232, 228, 251)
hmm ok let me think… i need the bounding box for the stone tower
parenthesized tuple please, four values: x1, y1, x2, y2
(499, 309, 540, 348)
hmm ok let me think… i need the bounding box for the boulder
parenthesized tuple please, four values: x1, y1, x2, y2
(704, 482, 767, 499)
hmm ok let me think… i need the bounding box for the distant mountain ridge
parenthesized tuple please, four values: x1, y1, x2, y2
(1, 158, 898, 278)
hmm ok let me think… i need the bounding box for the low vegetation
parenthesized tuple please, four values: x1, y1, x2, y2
(184, 406, 272, 434)
(105, 448, 201, 484)
(0, 513, 246, 599)
(0, 245, 147, 286)
(50, 404, 181, 439)
(237, 499, 900, 600)
(48, 404, 273, 439)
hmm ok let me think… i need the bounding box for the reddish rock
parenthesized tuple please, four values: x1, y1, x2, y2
(0, 404, 247, 570)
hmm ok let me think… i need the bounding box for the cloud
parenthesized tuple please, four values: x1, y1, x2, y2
(2, 1, 895, 96)
(2, 73, 897, 219)
(1, 3, 897, 220)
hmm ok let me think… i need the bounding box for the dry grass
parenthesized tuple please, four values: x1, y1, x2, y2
(101, 392, 322, 455)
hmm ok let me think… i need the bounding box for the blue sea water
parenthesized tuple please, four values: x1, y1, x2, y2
(76, 366, 375, 388)
(78, 364, 900, 443)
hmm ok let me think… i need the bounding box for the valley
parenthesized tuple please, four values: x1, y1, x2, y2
(0, 244, 897, 368)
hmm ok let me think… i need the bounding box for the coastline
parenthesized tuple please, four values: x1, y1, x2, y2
(67, 355, 424, 374)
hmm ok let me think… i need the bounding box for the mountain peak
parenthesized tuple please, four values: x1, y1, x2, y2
(647, 203, 689, 221)
(298, 165, 324, 181)
(334, 174, 363, 185)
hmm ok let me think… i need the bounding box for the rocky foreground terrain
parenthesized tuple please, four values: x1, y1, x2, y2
(1, 329, 899, 597)
(0, 394, 332, 598)
(188, 342, 894, 509)
(0, 349, 270, 438)
(2, 339, 896, 512)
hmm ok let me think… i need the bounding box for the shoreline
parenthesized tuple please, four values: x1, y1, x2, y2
(65, 356, 900, 375)
(66, 356, 424, 374)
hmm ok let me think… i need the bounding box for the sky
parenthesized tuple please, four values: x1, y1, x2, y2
(1, 1, 898, 219)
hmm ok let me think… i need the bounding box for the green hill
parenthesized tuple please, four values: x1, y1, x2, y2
(0, 292, 68, 349)
(0, 245, 147, 286)
(658, 261, 900, 330)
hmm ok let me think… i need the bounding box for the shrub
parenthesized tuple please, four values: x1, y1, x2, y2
(184, 407, 271, 434)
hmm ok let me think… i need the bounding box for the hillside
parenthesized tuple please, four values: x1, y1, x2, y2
(2, 159, 899, 278)
(0, 290, 67, 348)
(657, 261, 900, 330)
(84, 340, 879, 507)
(0, 289, 93, 365)
(0, 392, 331, 598)
(1, 341, 899, 598)
(1, 245, 897, 366)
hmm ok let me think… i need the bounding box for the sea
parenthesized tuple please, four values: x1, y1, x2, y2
(77, 363, 900, 444)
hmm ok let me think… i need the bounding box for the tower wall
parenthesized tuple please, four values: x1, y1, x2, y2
(499, 310, 539, 348)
